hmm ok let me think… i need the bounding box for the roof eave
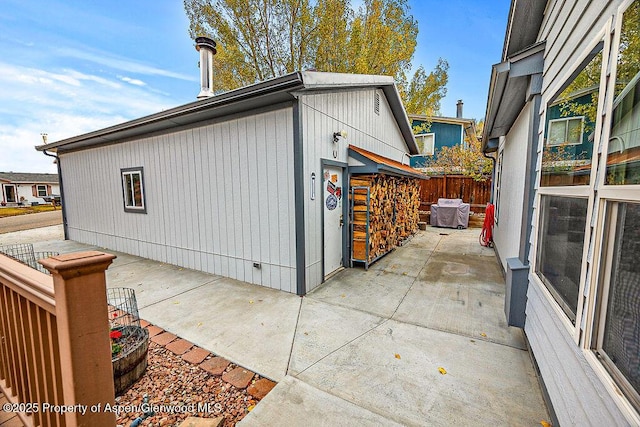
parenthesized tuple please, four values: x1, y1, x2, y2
(483, 0, 547, 152)
(501, 0, 548, 61)
(482, 41, 546, 152)
(36, 70, 417, 156)
(381, 85, 418, 154)
(348, 146, 426, 180)
(36, 72, 305, 153)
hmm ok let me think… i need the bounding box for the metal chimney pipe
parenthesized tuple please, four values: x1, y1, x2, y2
(456, 99, 463, 118)
(195, 37, 217, 99)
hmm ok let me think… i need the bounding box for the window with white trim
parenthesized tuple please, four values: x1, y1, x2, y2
(121, 167, 146, 213)
(541, 49, 601, 187)
(594, 202, 640, 410)
(605, 4, 640, 185)
(589, 0, 640, 412)
(536, 195, 588, 324)
(37, 185, 47, 197)
(415, 133, 435, 155)
(535, 42, 603, 325)
(547, 117, 584, 146)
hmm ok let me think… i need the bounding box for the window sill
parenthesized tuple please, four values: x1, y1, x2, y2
(123, 207, 147, 214)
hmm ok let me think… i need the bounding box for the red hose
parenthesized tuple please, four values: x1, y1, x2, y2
(480, 203, 495, 247)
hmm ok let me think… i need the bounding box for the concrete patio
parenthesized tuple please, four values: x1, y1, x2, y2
(5, 225, 549, 425)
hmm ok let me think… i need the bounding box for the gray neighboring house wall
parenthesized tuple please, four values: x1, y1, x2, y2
(36, 71, 419, 296)
(484, 0, 640, 425)
(0, 172, 59, 205)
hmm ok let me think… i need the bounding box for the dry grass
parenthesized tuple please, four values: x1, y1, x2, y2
(0, 205, 58, 218)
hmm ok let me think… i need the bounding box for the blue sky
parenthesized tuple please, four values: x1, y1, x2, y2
(0, 0, 510, 173)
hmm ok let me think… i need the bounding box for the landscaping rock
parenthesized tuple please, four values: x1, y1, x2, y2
(146, 325, 164, 337)
(222, 367, 254, 389)
(182, 347, 211, 365)
(165, 338, 193, 355)
(199, 357, 230, 376)
(151, 331, 177, 346)
(247, 378, 276, 399)
(116, 342, 263, 426)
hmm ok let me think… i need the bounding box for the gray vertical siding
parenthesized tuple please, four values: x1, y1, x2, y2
(526, 1, 634, 424)
(300, 88, 410, 291)
(61, 107, 297, 293)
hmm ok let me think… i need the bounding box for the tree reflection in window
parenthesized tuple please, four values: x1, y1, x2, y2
(542, 48, 602, 186)
(607, 2, 640, 185)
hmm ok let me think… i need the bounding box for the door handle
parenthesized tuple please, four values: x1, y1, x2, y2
(339, 214, 344, 227)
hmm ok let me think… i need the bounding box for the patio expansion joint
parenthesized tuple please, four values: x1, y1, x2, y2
(289, 316, 447, 427)
(293, 316, 392, 377)
(289, 375, 403, 426)
(385, 234, 528, 352)
(386, 234, 443, 320)
(392, 319, 528, 351)
(137, 276, 225, 310)
(292, 238, 442, 378)
(287, 237, 464, 376)
(284, 297, 304, 377)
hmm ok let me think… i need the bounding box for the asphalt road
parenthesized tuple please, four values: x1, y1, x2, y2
(0, 210, 63, 234)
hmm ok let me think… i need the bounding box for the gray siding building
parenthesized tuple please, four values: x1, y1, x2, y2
(484, 0, 640, 425)
(37, 71, 419, 296)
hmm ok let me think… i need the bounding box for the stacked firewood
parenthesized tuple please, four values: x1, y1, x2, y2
(350, 174, 421, 263)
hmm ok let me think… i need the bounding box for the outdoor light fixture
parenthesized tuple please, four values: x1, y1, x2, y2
(311, 172, 316, 200)
(333, 130, 347, 143)
(332, 130, 347, 158)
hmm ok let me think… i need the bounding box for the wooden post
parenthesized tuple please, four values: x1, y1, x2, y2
(40, 251, 117, 427)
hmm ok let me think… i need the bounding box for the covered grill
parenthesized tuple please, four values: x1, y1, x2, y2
(430, 198, 470, 229)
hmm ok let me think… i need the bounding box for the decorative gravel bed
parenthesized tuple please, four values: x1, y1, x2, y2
(115, 340, 263, 427)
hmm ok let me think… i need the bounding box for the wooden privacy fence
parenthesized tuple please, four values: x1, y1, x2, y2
(419, 175, 492, 213)
(0, 251, 117, 427)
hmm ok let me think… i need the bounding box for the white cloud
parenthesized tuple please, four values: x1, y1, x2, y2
(0, 61, 179, 173)
(120, 76, 146, 86)
(0, 115, 124, 173)
(54, 46, 197, 82)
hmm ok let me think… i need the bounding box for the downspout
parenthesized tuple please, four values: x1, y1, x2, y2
(292, 98, 307, 296)
(42, 149, 68, 240)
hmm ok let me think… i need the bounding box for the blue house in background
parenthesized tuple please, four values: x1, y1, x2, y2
(409, 100, 478, 168)
(545, 91, 596, 159)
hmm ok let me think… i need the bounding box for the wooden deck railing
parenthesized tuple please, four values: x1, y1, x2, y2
(0, 251, 117, 427)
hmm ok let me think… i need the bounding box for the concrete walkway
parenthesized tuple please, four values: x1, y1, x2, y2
(8, 225, 549, 426)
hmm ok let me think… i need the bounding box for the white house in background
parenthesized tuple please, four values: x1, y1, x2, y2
(483, 0, 640, 425)
(0, 172, 59, 206)
(36, 66, 422, 296)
